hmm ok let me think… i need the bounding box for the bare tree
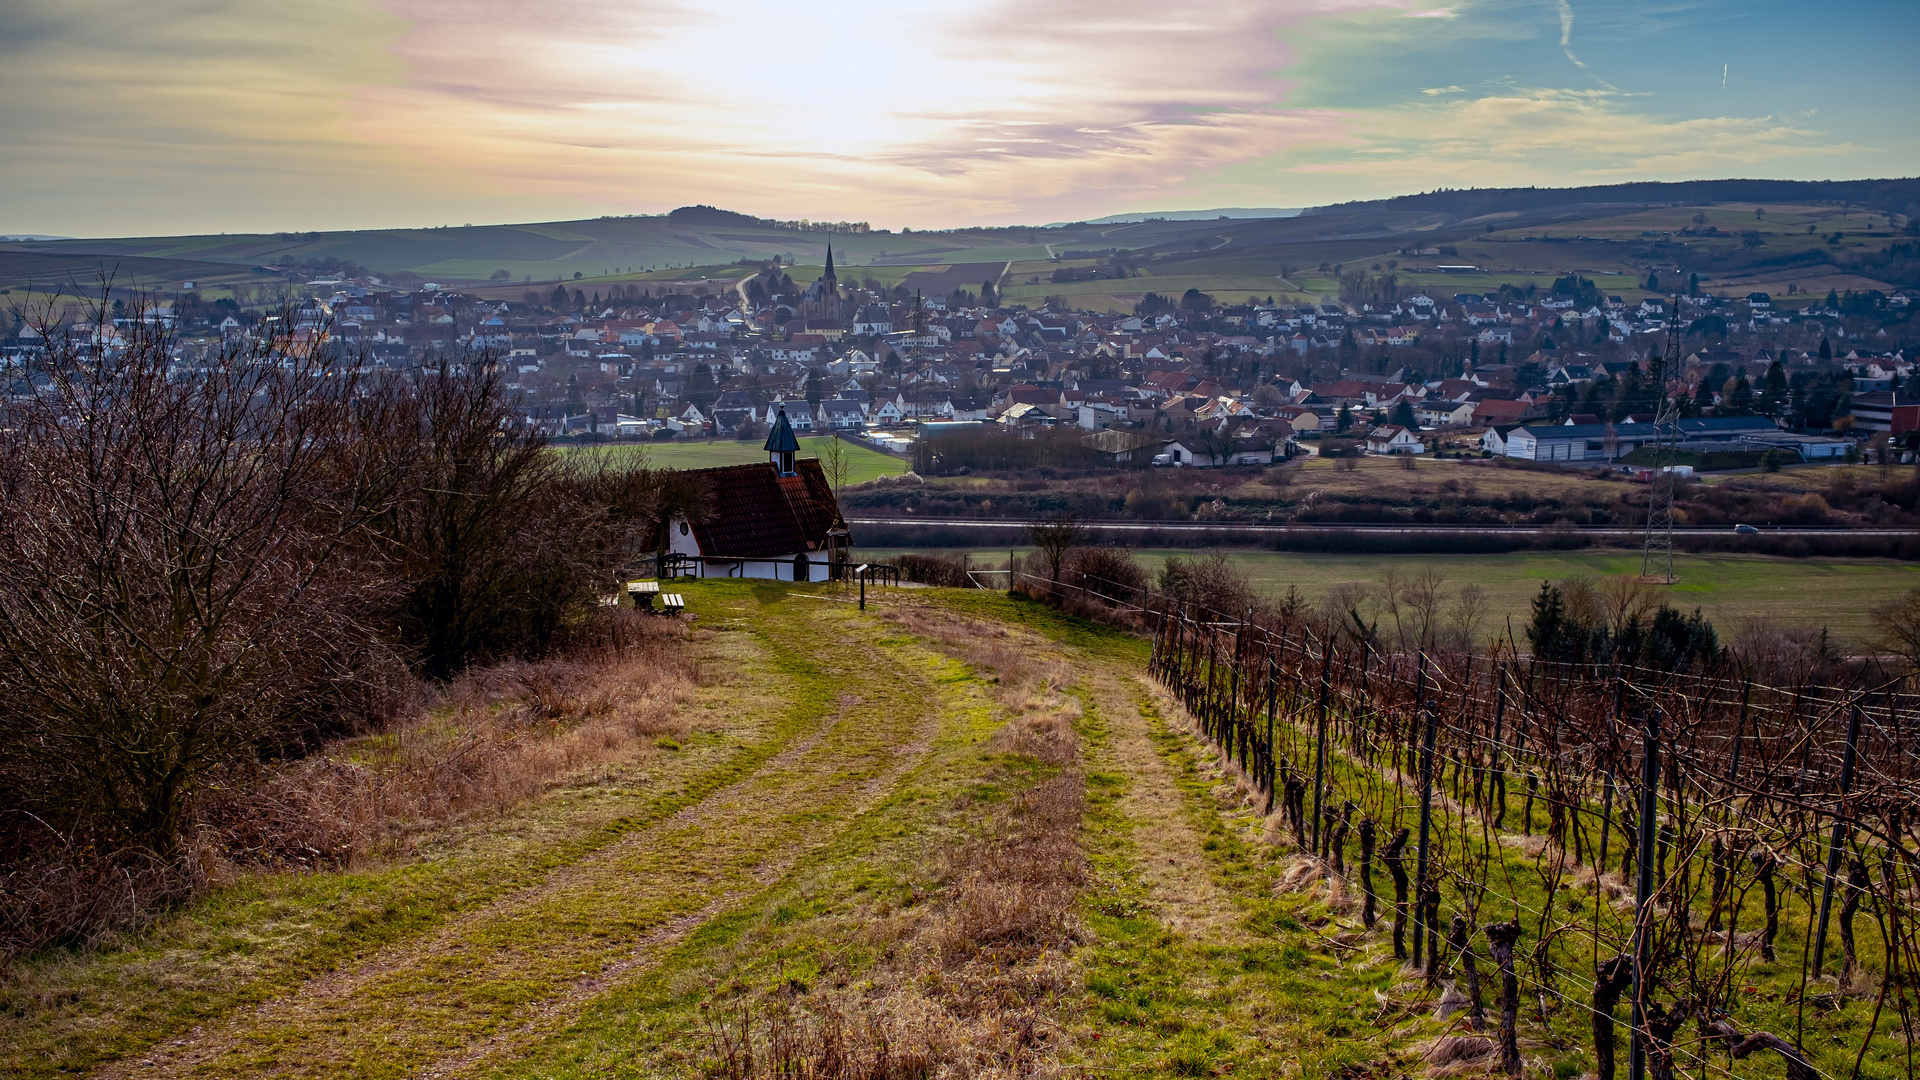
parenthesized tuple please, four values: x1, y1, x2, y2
(1871, 586, 1920, 672)
(816, 432, 852, 495)
(0, 294, 388, 862)
(355, 357, 661, 679)
(1028, 514, 1087, 586)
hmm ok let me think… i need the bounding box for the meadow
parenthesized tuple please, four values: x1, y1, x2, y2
(570, 435, 908, 485)
(853, 545, 1918, 647)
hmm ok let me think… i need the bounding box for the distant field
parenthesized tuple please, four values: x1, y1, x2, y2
(573, 436, 906, 485)
(852, 545, 1915, 647)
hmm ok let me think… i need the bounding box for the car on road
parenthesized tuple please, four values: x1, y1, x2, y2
(1735, 523, 1760, 535)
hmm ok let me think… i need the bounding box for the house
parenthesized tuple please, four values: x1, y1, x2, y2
(1080, 428, 1162, 464)
(1364, 426, 1424, 455)
(658, 412, 849, 582)
(1480, 425, 1521, 455)
(1222, 435, 1278, 466)
(1467, 397, 1532, 426)
(1273, 405, 1321, 434)
(1414, 400, 1475, 428)
(816, 399, 866, 430)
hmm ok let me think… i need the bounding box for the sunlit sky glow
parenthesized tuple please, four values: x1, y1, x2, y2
(2, 0, 1915, 236)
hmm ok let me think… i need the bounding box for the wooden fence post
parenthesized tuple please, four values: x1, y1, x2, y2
(1811, 703, 1863, 975)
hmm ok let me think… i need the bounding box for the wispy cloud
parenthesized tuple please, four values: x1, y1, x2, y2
(2, 0, 1914, 235)
(336, 0, 1393, 225)
(1289, 86, 1850, 186)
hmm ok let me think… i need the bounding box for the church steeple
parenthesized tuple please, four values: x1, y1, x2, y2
(822, 242, 836, 288)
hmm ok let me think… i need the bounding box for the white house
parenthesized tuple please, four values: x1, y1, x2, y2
(660, 413, 849, 581)
(1365, 425, 1424, 455)
(1414, 400, 1476, 428)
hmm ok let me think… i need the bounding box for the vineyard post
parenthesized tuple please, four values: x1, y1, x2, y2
(1265, 653, 1278, 812)
(1598, 766, 1616, 873)
(1629, 707, 1661, 1080)
(1413, 700, 1439, 970)
(1489, 665, 1507, 826)
(1227, 615, 1244, 766)
(1311, 634, 1334, 857)
(1811, 703, 1864, 975)
(1728, 678, 1750, 798)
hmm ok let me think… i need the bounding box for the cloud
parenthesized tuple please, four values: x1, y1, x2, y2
(1287, 87, 1853, 187)
(1422, 85, 1467, 95)
(340, 0, 1396, 225)
(0, 0, 535, 235)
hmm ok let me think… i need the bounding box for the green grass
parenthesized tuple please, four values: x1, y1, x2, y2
(854, 547, 1920, 646)
(0, 621, 826, 1079)
(570, 436, 907, 485)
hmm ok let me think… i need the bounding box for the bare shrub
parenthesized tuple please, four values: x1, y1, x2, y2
(1871, 586, 1920, 672)
(895, 553, 976, 588)
(0, 291, 680, 958)
(0, 298, 394, 870)
(1063, 546, 1146, 607)
(1157, 551, 1256, 615)
(1028, 514, 1087, 585)
(357, 361, 661, 679)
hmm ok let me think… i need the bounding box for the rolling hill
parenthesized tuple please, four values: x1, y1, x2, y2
(2, 178, 1912, 310)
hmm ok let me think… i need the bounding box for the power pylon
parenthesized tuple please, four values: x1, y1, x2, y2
(1641, 302, 1683, 583)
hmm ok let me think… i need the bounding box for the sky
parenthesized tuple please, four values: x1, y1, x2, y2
(2, 0, 1915, 237)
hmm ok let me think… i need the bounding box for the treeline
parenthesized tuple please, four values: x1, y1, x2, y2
(0, 300, 697, 957)
(909, 426, 1105, 475)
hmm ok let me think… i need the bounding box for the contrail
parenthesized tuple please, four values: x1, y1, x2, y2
(1722, 63, 1728, 89)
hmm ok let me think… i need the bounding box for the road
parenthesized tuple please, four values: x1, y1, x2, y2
(845, 515, 1917, 539)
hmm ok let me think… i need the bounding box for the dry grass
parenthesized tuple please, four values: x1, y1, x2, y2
(704, 607, 1087, 1079)
(201, 614, 698, 873)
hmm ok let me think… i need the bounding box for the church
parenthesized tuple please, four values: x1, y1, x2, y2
(797, 243, 844, 322)
(658, 409, 850, 581)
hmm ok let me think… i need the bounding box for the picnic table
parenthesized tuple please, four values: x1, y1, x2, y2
(627, 579, 660, 612)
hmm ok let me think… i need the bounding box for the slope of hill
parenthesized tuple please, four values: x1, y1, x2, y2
(3, 178, 1913, 308)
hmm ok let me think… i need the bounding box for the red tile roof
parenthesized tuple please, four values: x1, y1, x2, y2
(685, 459, 845, 558)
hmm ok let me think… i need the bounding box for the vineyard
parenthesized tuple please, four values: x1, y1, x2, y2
(1147, 600, 1918, 1080)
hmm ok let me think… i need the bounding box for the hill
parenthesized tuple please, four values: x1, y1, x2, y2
(3, 178, 1914, 309)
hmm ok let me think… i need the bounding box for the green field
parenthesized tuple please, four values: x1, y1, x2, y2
(576, 436, 907, 485)
(856, 546, 1916, 646)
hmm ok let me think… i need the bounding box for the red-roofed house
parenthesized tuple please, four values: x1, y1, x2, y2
(657, 413, 849, 581)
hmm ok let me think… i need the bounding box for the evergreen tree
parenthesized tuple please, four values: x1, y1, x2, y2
(687, 363, 717, 410)
(1336, 404, 1354, 433)
(1391, 399, 1418, 430)
(1759, 361, 1788, 416)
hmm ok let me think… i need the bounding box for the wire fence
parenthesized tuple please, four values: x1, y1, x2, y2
(1135, 591, 1918, 1080)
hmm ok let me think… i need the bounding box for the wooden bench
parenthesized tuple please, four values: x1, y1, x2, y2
(627, 579, 660, 612)
(660, 593, 685, 615)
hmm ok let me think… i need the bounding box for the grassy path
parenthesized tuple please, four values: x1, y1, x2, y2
(41, 581, 1882, 1078)
(65, 584, 957, 1080)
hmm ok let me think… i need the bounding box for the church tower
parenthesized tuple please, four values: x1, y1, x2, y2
(819, 242, 841, 321)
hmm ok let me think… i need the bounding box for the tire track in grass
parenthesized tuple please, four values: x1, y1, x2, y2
(1082, 667, 1252, 945)
(93, 590, 941, 1080)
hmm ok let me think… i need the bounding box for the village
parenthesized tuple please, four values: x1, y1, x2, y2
(30, 243, 1910, 480)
